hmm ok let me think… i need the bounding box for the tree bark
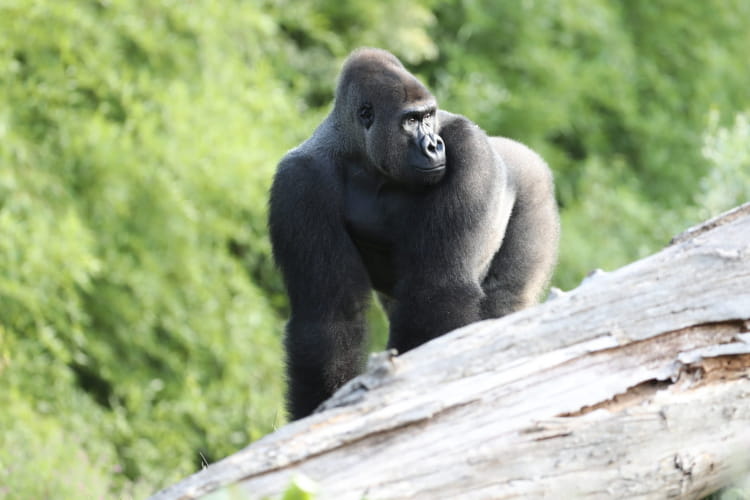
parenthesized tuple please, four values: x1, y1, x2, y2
(151, 203, 750, 500)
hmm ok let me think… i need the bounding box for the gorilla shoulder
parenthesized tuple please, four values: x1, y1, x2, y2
(489, 137, 556, 202)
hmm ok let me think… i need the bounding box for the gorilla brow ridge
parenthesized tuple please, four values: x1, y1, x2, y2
(336, 49, 430, 109)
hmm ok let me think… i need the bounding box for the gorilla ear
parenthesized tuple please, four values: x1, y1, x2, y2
(358, 103, 374, 129)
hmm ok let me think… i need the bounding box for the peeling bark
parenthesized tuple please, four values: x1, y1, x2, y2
(151, 203, 750, 500)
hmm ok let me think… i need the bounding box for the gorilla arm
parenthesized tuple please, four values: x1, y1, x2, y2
(480, 137, 560, 317)
(269, 151, 372, 420)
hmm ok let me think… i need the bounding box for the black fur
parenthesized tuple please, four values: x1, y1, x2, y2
(269, 48, 559, 420)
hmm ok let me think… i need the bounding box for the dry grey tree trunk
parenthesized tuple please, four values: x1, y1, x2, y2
(151, 203, 750, 500)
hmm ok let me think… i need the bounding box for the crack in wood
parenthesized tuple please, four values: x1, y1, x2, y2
(557, 321, 749, 417)
(558, 379, 673, 417)
(686, 354, 750, 386)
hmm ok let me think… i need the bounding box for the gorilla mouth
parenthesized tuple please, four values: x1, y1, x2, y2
(415, 164, 446, 184)
(415, 163, 446, 173)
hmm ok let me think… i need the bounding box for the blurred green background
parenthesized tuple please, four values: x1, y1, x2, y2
(1, 1, 749, 498)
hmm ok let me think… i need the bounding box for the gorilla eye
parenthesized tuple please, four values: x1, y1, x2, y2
(359, 103, 373, 128)
(404, 116, 419, 128)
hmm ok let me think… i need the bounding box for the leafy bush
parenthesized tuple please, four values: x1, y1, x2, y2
(1, 0, 749, 497)
(696, 111, 750, 218)
(0, 0, 300, 494)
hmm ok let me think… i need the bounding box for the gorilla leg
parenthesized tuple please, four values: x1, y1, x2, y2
(481, 138, 559, 318)
(387, 280, 483, 353)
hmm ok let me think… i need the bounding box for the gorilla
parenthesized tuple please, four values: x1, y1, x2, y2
(269, 48, 559, 420)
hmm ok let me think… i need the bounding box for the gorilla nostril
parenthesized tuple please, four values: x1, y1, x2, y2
(423, 135, 445, 159)
(431, 138, 445, 158)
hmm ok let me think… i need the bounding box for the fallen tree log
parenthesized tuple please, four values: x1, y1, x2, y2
(152, 203, 750, 500)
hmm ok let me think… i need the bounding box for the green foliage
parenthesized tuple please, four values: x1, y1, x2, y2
(0, 388, 151, 499)
(713, 487, 750, 500)
(281, 474, 320, 500)
(1, 0, 749, 497)
(0, 0, 305, 494)
(696, 111, 750, 219)
(556, 157, 682, 287)
(707, 473, 750, 500)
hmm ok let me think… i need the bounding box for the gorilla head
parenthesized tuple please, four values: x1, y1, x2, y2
(333, 48, 446, 186)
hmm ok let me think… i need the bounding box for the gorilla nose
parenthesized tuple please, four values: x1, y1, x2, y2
(422, 134, 446, 163)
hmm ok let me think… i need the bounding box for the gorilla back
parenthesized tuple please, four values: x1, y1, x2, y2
(269, 48, 559, 420)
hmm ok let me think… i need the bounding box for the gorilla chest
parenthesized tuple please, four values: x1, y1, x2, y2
(344, 180, 399, 294)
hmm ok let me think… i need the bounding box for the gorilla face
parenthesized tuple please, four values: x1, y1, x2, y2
(361, 98, 446, 186)
(399, 103, 446, 182)
(339, 51, 447, 186)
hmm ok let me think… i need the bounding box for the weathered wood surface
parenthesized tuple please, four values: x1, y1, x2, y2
(151, 203, 750, 500)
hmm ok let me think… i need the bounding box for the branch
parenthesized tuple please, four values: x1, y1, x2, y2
(151, 202, 750, 500)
